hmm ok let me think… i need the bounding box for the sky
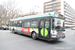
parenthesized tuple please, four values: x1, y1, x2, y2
(0, 0, 75, 14)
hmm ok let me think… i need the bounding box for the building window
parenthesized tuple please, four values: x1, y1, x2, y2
(53, 3, 58, 6)
(52, 0, 58, 3)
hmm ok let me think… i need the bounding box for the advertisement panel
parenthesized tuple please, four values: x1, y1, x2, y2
(22, 28, 29, 33)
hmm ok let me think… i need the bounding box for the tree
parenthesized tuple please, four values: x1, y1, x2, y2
(1, 0, 22, 25)
(0, 5, 6, 26)
(24, 5, 40, 16)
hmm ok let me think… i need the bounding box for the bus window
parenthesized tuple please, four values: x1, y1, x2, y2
(40, 20, 44, 28)
(52, 19, 54, 30)
(17, 21, 19, 27)
(55, 18, 64, 30)
(17, 21, 22, 27)
(14, 21, 17, 27)
(24, 21, 30, 27)
(11, 21, 13, 26)
(31, 20, 38, 28)
(45, 20, 49, 28)
(19, 21, 22, 27)
(55, 20, 61, 29)
(11, 21, 14, 26)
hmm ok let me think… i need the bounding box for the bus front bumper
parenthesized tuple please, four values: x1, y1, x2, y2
(51, 33, 65, 39)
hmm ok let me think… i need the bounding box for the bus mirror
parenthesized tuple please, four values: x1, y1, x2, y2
(63, 30, 65, 31)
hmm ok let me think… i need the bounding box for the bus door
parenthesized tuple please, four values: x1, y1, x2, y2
(39, 19, 50, 39)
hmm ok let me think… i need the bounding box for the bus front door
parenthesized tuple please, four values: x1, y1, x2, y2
(39, 19, 50, 39)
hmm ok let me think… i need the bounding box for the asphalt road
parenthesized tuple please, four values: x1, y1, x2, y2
(0, 29, 75, 50)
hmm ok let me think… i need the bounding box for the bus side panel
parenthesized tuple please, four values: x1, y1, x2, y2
(30, 28, 39, 33)
(21, 27, 39, 36)
(22, 27, 30, 33)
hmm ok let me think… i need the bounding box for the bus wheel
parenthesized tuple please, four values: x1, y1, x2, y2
(32, 32, 37, 40)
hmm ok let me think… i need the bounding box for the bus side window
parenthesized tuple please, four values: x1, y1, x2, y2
(11, 21, 13, 26)
(52, 19, 54, 30)
(22, 21, 26, 27)
(22, 21, 24, 27)
(11, 21, 14, 26)
(17, 21, 22, 27)
(14, 21, 17, 27)
(17, 21, 19, 27)
(19, 21, 22, 27)
(24, 21, 30, 27)
(31, 20, 38, 28)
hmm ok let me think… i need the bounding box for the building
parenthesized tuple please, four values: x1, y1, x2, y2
(44, 0, 75, 27)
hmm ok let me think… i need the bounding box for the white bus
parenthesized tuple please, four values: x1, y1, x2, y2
(9, 12, 65, 41)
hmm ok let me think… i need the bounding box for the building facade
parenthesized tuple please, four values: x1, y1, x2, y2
(44, 0, 75, 27)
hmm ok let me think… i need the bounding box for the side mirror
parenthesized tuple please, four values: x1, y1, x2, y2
(63, 30, 65, 31)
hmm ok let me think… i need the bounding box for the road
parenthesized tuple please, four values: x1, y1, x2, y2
(0, 29, 75, 50)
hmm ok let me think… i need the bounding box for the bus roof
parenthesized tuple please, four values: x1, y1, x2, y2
(10, 12, 64, 21)
(10, 13, 54, 21)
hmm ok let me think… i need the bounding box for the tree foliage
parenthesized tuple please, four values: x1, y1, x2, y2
(0, 0, 22, 26)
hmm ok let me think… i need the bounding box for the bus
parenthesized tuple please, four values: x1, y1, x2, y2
(9, 12, 65, 41)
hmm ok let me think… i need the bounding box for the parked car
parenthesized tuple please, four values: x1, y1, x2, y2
(71, 26, 75, 30)
(1, 25, 9, 30)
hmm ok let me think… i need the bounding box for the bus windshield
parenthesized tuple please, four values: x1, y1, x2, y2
(54, 18, 64, 30)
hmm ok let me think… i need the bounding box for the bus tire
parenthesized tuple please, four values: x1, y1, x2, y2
(32, 32, 37, 40)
